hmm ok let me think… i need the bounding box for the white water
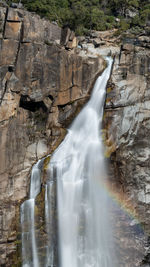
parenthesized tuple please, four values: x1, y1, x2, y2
(21, 57, 117, 267)
(21, 160, 43, 267)
(47, 57, 117, 267)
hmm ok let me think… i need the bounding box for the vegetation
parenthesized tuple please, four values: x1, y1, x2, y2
(8, 0, 150, 35)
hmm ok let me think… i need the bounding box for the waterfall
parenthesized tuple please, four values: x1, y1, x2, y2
(21, 57, 117, 267)
(47, 57, 117, 267)
(21, 160, 44, 267)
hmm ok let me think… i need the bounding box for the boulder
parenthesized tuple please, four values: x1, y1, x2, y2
(61, 27, 78, 49)
(93, 38, 102, 47)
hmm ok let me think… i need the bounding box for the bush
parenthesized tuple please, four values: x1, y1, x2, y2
(140, 9, 150, 24)
(128, 0, 139, 8)
(7, 0, 150, 35)
(131, 15, 143, 26)
(120, 19, 130, 31)
(75, 25, 89, 36)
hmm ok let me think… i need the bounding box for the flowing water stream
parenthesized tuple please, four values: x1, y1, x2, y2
(21, 159, 44, 267)
(21, 57, 118, 266)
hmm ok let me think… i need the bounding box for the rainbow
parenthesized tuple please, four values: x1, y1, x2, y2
(95, 177, 145, 233)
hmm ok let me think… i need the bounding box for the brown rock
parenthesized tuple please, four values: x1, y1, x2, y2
(0, 6, 105, 265)
(122, 43, 134, 52)
(71, 86, 81, 101)
(56, 89, 71, 105)
(4, 21, 22, 40)
(22, 12, 61, 43)
(15, 42, 60, 98)
(0, 39, 19, 66)
(61, 27, 78, 49)
(66, 36, 78, 49)
(22, 13, 45, 43)
(61, 27, 71, 46)
(7, 8, 24, 21)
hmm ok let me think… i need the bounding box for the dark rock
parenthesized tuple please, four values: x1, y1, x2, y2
(10, 3, 23, 9)
(93, 38, 101, 47)
(10, 3, 18, 8)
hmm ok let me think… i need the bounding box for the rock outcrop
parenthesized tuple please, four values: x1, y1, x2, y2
(0, 7, 105, 266)
(105, 38, 150, 221)
(104, 37, 150, 266)
(78, 29, 150, 265)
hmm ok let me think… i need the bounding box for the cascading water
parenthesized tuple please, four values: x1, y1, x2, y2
(21, 57, 118, 267)
(47, 57, 117, 267)
(21, 159, 44, 267)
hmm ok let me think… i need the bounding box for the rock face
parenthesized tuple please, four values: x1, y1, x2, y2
(104, 38, 150, 265)
(2, 6, 150, 265)
(105, 39, 150, 219)
(78, 32, 150, 264)
(0, 7, 105, 266)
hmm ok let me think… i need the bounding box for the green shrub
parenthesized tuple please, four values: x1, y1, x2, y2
(128, 0, 139, 8)
(132, 15, 143, 26)
(140, 9, 150, 24)
(7, 0, 150, 35)
(120, 20, 130, 31)
(75, 25, 89, 36)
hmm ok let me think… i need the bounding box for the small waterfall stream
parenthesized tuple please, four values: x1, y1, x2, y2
(21, 160, 44, 267)
(21, 57, 117, 266)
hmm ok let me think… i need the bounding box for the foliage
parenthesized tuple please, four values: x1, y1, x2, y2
(7, 0, 150, 35)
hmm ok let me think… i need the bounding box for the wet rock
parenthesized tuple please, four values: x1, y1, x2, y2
(104, 39, 150, 265)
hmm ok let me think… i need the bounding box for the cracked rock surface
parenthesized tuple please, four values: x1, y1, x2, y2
(0, 7, 105, 265)
(104, 39, 150, 266)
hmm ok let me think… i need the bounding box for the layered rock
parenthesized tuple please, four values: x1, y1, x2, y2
(0, 7, 105, 266)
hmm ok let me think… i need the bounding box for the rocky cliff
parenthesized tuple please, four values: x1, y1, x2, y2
(78, 29, 150, 265)
(77, 30, 150, 265)
(105, 38, 150, 222)
(0, 7, 105, 266)
(1, 5, 150, 266)
(104, 37, 150, 265)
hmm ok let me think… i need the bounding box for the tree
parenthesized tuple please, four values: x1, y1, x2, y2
(7, 0, 150, 34)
